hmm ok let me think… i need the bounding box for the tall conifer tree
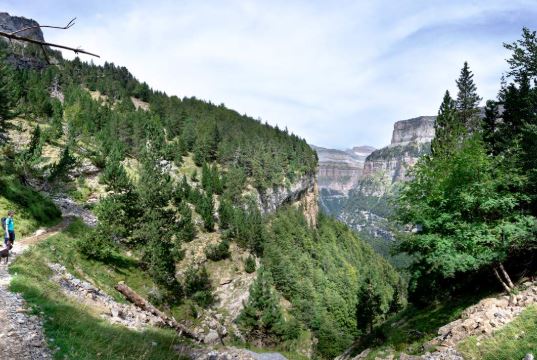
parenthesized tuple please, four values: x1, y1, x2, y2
(431, 90, 458, 156)
(455, 61, 482, 131)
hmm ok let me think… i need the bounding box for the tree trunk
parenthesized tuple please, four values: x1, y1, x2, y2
(493, 267, 511, 293)
(114, 282, 202, 341)
(499, 263, 515, 289)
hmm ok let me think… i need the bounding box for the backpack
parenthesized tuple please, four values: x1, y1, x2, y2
(1, 217, 6, 231)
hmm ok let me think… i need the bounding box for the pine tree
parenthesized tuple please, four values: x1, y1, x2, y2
(0, 53, 13, 129)
(101, 147, 132, 193)
(355, 277, 383, 333)
(27, 125, 43, 159)
(177, 201, 195, 242)
(455, 61, 482, 131)
(49, 99, 64, 139)
(237, 267, 287, 341)
(49, 146, 77, 181)
(431, 90, 458, 156)
(482, 100, 500, 154)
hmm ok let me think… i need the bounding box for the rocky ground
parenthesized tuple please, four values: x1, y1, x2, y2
(0, 219, 71, 360)
(348, 281, 537, 360)
(47, 262, 166, 330)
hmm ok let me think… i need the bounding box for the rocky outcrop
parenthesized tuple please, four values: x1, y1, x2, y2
(363, 117, 434, 187)
(174, 345, 288, 360)
(313, 145, 375, 215)
(0, 12, 44, 42)
(313, 145, 375, 195)
(0, 12, 51, 69)
(327, 117, 435, 259)
(256, 174, 318, 224)
(48, 263, 166, 330)
(390, 116, 435, 146)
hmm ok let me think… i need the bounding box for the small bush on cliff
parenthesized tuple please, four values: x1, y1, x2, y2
(244, 255, 256, 273)
(184, 266, 214, 308)
(205, 239, 230, 261)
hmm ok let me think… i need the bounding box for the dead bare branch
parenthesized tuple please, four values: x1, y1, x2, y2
(0, 29, 99, 58)
(9, 17, 76, 36)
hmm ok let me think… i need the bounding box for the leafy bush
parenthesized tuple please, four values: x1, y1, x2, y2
(77, 226, 116, 261)
(0, 176, 61, 227)
(184, 266, 214, 308)
(244, 255, 256, 273)
(205, 240, 230, 261)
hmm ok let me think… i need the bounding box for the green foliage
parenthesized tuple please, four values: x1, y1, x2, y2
(0, 176, 61, 229)
(205, 239, 231, 261)
(9, 225, 190, 360)
(356, 277, 384, 334)
(77, 226, 116, 261)
(183, 266, 214, 308)
(145, 234, 183, 304)
(194, 190, 215, 232)
(262, 208, 400, 358)
(176, 201, 195, 243)
(13, 125, 43, 181)
(244, 255, 256, 273)
(0, 51, 13, 127)
(237, 267, 299, 345)
(397, 135, 534, 293)
(49, 146, 77, 182)
(223, 199, 265, 255)
(431, 90, 459, 156)
(455, 61, 482, 130)
(396, 28, 537, 304)
(48, 98, 64, 140)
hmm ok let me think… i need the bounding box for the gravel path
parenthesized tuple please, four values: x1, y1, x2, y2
(0, 218, 71, 360)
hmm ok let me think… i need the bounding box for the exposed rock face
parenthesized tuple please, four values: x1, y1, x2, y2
(313, 145, 375, 194)
(313, 145, 375, 215)
(0, 12, 50, 69)
(316, 116, 435, 260)
(256, 174, 318, 225)
(0, 12, 44, 41)
(390, 116, 436, 146)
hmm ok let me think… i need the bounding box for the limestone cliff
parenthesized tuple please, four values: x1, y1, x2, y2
(362, 116, 434, 188)
(0, 12, 45, 41)
(255, 174, 318, 226)
(317, 116, 435, 260)
(313, 145, 375, 214)
(0, 12, 50, 69)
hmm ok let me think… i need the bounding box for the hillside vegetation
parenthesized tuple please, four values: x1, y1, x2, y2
(0, 31, 400, 359)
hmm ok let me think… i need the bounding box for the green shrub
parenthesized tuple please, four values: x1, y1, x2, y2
(184, 266, 214, 308)
(244, 255, 256, 273)
(77, 226, 116, 261)
(205, 240, 230, 261)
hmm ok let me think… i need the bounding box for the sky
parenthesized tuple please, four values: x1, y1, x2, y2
(2, 1, 537, 148)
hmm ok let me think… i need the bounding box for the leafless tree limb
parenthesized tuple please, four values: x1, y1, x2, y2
(9, 17, 76, 36)
(0, 17, 99, 59)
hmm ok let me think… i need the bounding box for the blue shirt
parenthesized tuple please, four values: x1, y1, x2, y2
(6, 218, 14, 232)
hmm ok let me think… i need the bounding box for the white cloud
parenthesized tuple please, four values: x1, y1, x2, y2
(3, 0, 537, 148)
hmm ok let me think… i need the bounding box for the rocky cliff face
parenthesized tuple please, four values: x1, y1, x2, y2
(0, 12, 49, 69)
(317, 116, 435, 261)
(255, 174, 318, 226)
(0, 12, 44, 41)
(361, 116, 434, 192)
(390, 116, 435, 145)
(313, 145, 375, 194)
(313, 145, 375, 214)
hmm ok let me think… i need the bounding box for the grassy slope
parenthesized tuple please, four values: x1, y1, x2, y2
(458, 305, 537, 360)
(355, 291, 492, 359)
(0, 175, 61, 236)
(9, 220, 191, 359)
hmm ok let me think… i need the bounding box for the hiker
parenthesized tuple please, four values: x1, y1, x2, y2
(2, 211, 15, 246)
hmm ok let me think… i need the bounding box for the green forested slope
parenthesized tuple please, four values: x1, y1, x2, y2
(0, 37, 400, 360)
